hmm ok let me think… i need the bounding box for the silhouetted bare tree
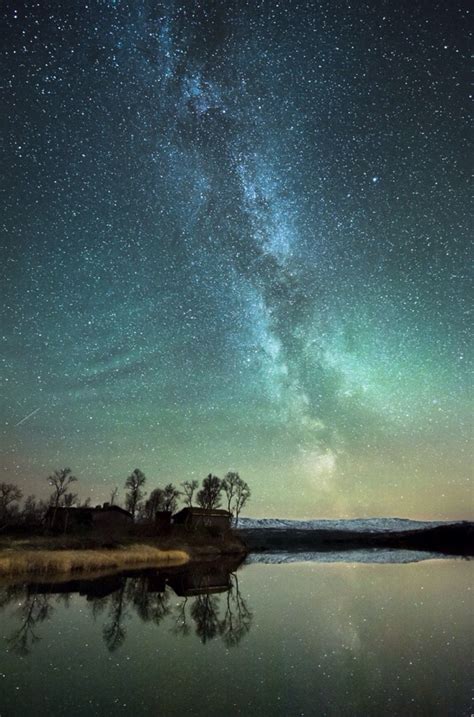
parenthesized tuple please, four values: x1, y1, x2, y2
(181, 480, 198, 507)
(46, 468, 77, 530)
(110, 487, 119, 505)
(222, 472, 251, 526)
(0, 483, 23, 526)
(63, 492, 78, 508)
(124, 469, 146, 519)
(142, 483, 180, 520)
(21, 495, 47, 526)
(162, 483, 180, 513)
(143, 487, 165, 520)
(222, 472, 238, 512)
(196, 474, 222, 510)
(47, 468, 77, 509)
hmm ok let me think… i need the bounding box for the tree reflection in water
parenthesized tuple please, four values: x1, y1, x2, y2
(220, 575, 252, 647)
(129, 574, 172, 626)
(176, 574, 253, 646)
(191, 592, 221, 643)
(1, 559, 253, 654)
(101, 582, 129, 652)
(5, 589, 55, 656)
(171, 597, 191, 637)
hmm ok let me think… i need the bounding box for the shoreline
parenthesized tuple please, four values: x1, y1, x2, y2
(0, 521, 471, 578)
(0, 529, 248, 578)
(238, 521, 474, 557)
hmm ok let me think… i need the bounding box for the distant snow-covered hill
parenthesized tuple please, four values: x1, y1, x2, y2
(236, 517, 449, 533)
(245, 549, 443, 564)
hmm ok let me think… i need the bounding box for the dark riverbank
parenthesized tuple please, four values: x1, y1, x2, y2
(238, 521, 474, 557)
(0, 526, 247, 577)
(1, 521, 471, 578)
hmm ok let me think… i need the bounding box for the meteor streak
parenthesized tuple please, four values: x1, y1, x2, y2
(15, 407, 40, 426)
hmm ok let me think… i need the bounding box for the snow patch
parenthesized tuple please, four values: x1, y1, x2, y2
(245, 549, 449, 565)
(237, 517, 451, 533)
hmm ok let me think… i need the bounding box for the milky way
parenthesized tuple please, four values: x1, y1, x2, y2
(1, 1, 471, 517)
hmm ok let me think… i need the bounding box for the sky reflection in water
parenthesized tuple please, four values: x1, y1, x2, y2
(0, 557, 472, 716)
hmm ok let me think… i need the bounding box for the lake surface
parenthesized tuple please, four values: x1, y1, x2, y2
(0, 553, 472, 716)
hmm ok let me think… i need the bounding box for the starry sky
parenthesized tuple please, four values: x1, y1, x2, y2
(1, 1, 471, 518)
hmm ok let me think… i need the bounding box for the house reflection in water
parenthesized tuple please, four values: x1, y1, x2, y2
(167, 560, 234, 597)
(2, 555, 252, 654)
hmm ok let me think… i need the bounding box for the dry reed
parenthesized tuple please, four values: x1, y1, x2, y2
(0, 544, 189, 577)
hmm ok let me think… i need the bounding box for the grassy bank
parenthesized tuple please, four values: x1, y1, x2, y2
(0, 526, 247, 577)
(0, 543, 189, 577)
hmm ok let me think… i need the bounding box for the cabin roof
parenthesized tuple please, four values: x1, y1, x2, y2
(98, 504, 132, 517)
(173, 507, 232, 518)
(45, 504, 132, 518)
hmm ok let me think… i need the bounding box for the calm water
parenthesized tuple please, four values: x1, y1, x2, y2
(0, 554, 472, 716)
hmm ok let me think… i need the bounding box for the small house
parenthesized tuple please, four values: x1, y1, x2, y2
(45, 503, 133, 533)
(172, 507, 232, 532)
(154, 511, 172, 529)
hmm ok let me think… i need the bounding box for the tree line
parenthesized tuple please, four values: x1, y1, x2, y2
(0, 468, 251, 529)
(125, 468, 250, 524)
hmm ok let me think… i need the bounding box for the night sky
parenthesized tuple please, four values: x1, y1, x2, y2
(1, 1, 471, 518)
